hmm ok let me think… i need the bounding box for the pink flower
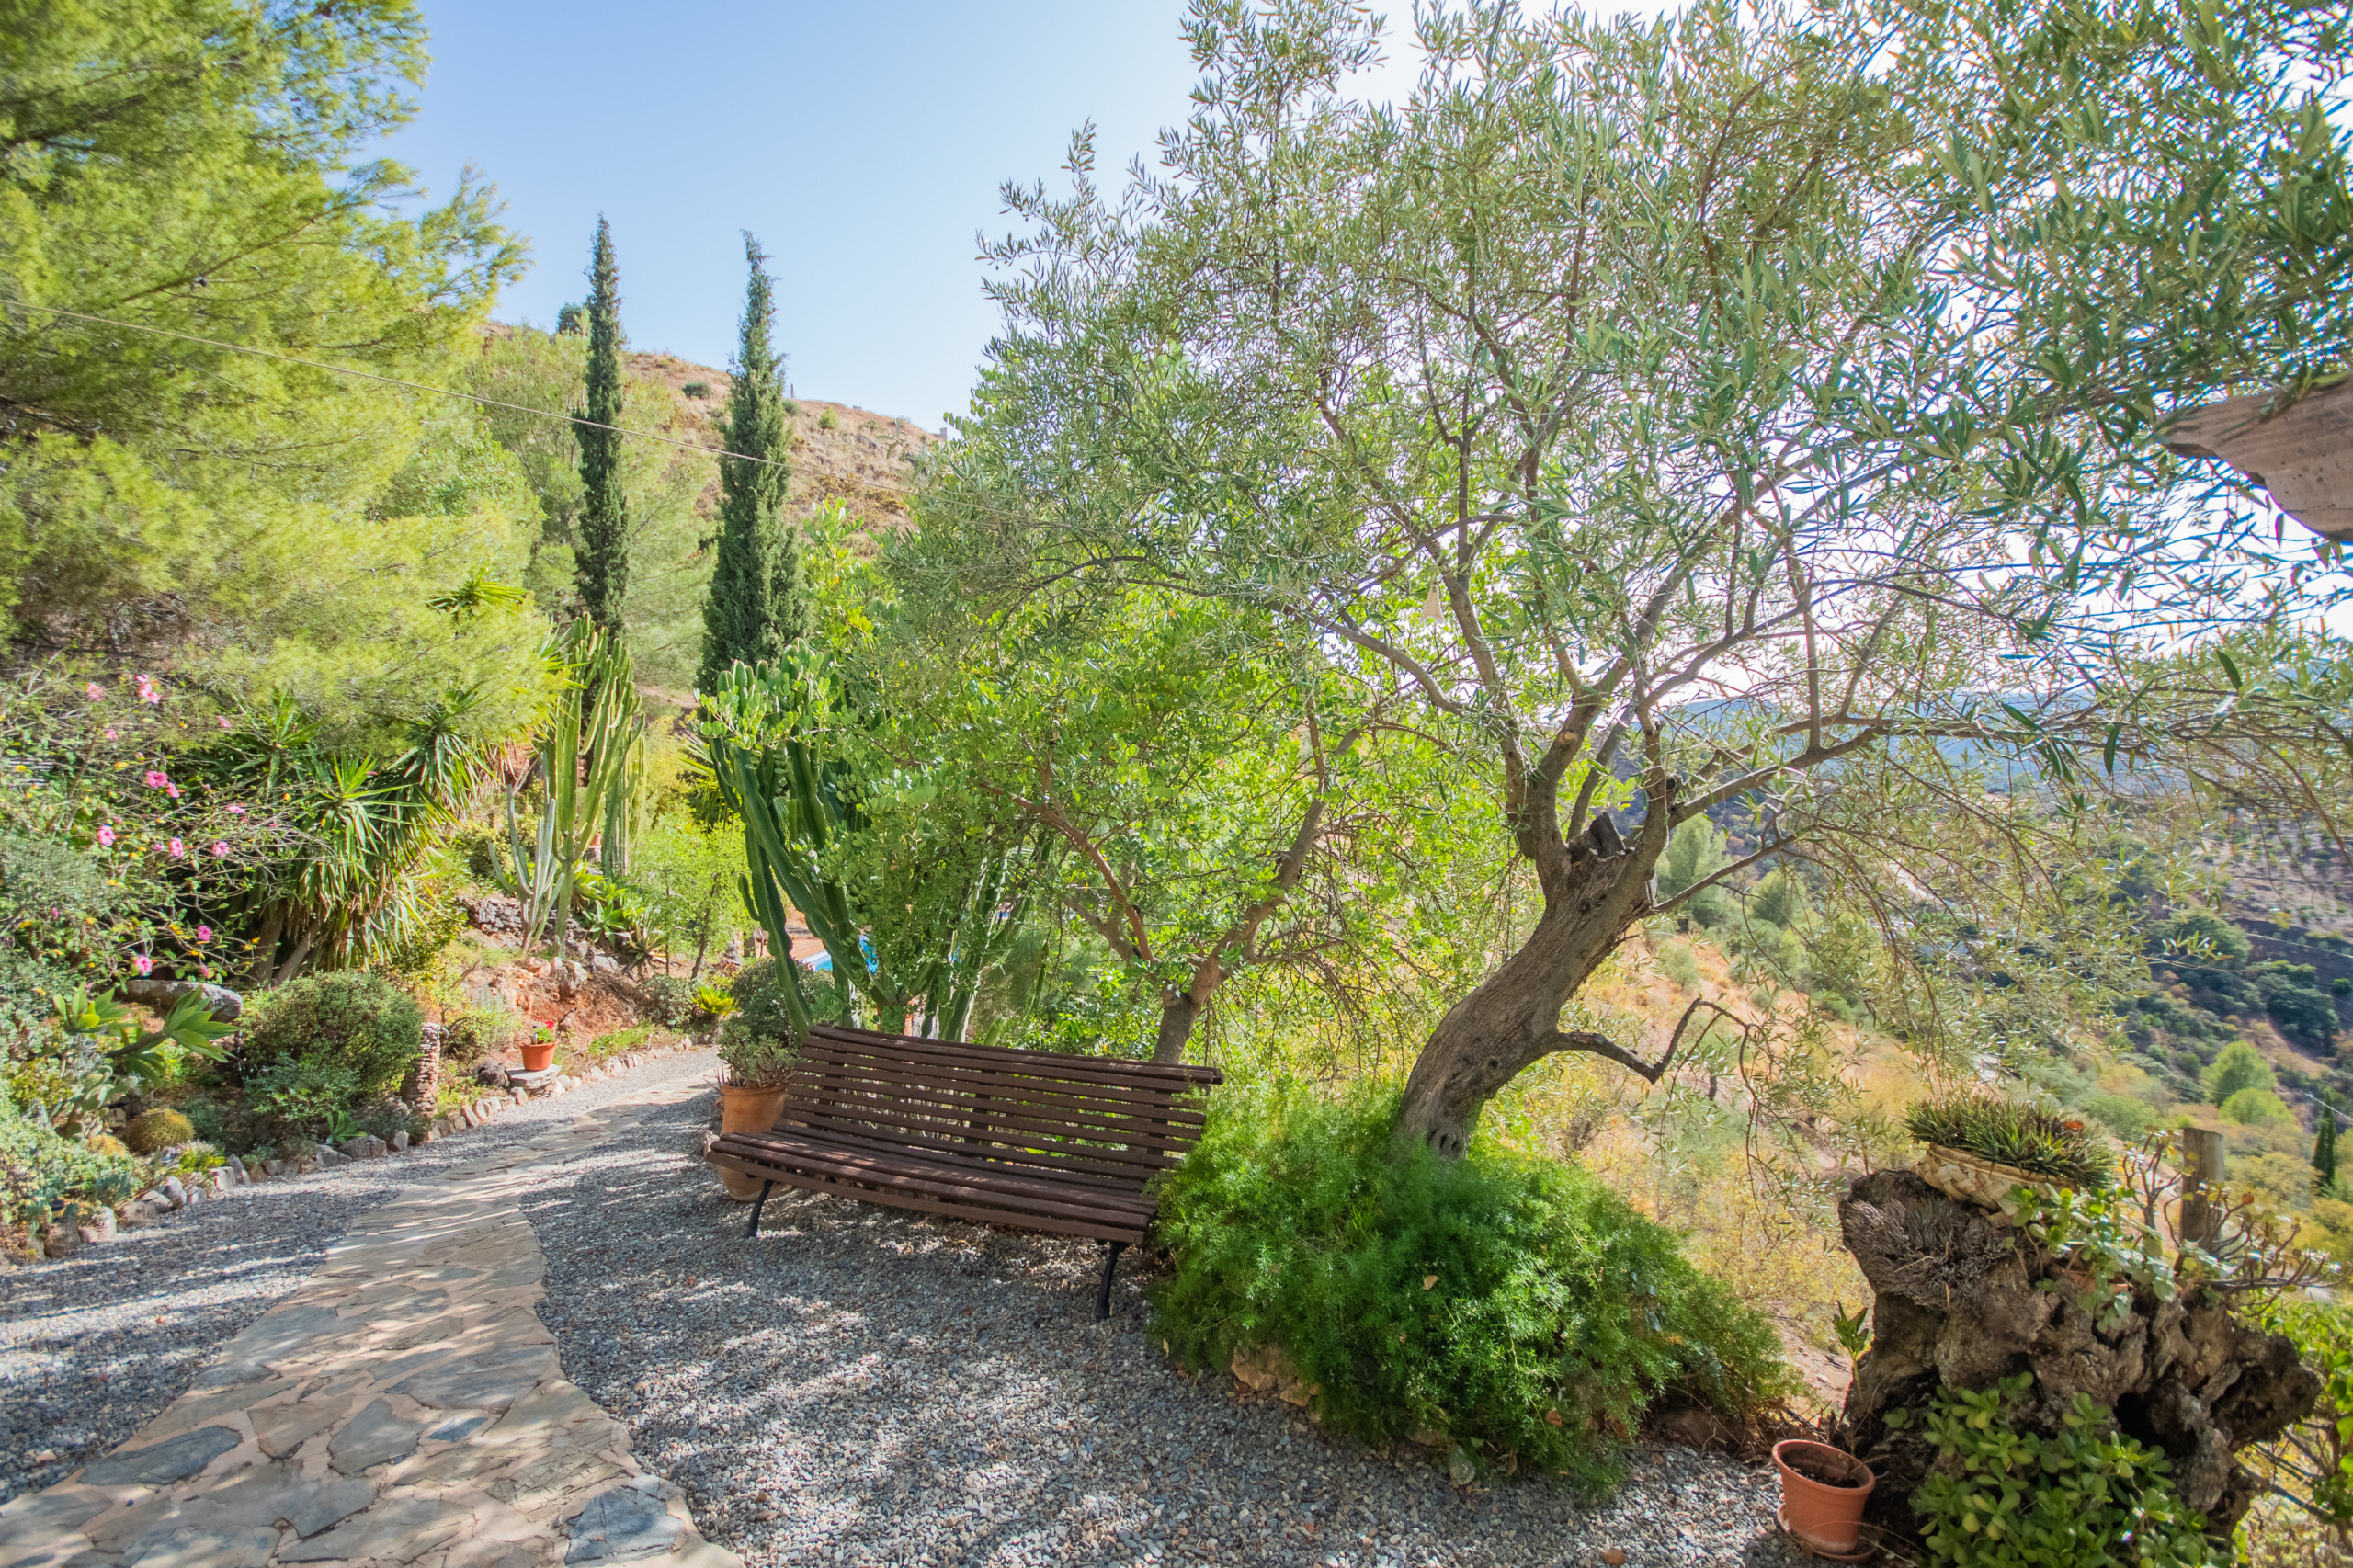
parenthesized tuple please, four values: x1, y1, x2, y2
(105, 727, 119, 739)
(196, 925, 212, 941)
(136, 676, 159, 704)
(169, 838, 185, 857)
(131, 955, 153, 976)
(85, 683, 104, 701)
(97, 825, 114, 846)
(217, 715, 232, 731)
(143, 770, 166, 789)
(165, 783, 179, 799)
(210, 841, 228, 857)
(226, 803, 245, 816)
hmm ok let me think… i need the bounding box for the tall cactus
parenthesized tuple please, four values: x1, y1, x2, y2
(699, 654, 1028, 1039)
(506, 621, 645, 959)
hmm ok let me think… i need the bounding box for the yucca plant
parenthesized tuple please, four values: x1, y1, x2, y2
(505, 621, 646, 960)
(1906, 1092, 2116, 1188)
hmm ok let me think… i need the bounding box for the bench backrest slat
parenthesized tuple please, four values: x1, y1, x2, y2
(770, 1024, 1219, 1187)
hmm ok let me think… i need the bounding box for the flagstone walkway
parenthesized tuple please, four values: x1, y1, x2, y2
(0, 1082, 737, 1568)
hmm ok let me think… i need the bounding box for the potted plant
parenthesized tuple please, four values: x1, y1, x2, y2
(1772, 1438, 1875, 1558)
(1903, 1092, 2114, 1209)
(519, 1020, 557, 1074)
(714, 966, 801, 1199)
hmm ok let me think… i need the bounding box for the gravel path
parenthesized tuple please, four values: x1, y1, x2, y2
(529, 1089, 1808, 1568)
(0, 1047, 720, 1508)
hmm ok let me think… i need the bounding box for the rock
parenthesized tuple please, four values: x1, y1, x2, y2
(565, 1479, 687, 1564)
(79, 1425, 242, 1486)
(264, 1159, 288, 1178)
(296, 1156, 318, 1175)
(1603, 1551, 1628, 1566)
(208, 1167, 232, 1192)
(390, 1129, 409, 1151)
(119, 1200, 161, 1228)
(328, 1398, 427, 1473)
(1839, 1168, 2321, 1546)
(337, 1135, 389, 1161)
(41, 1221, 84, 1258)
(81, 1206, 118, 1243)
(511, 1085, 529, 1105)
(1447, 1447, 1477, 1486)
(119, 975, 244, 1021)
(224, 1154, 248, 1184)
(160, 1176, 188, 1209)
(591, 953, 621, 975)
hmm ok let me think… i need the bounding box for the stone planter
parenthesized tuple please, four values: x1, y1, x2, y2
(1914, 1143, 2063, 1210)
(716, 1083, 791, 1200)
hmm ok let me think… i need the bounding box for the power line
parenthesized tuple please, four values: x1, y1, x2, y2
(0, 296, 791, 470)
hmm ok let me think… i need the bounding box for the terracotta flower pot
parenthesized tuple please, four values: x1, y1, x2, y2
(1773, 1439, 1874, 1556)
(519, 1040, 556, 1073)
(716, 1083, 791, 1200)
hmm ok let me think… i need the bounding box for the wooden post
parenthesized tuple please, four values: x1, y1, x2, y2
(2179, 1127, 2226, 1249)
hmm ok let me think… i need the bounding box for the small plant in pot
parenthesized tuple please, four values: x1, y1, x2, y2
(1773, 1438, 1876, 1559)
(1904, 1091, 2114, 1209)
(519, 1021, 557, 1074)
(713, 961, 801, 1199)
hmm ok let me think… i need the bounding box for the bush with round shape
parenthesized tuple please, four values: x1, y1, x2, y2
(242, 971, 422, 1096)
(635, 975, 701, 1029)
(2222, 1086, 2296, 1128)
(122, 1108, 195, 1153)
(1151, 1084, 1791, 1492)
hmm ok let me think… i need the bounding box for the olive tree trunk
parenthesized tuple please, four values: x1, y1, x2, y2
(1393, 796, 1678, 1157)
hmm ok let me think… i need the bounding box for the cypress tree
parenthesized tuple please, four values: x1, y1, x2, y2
(698, 232, 803, 690)
(2317, 1096, 2339, 1193)
(574, 218, 631, 630)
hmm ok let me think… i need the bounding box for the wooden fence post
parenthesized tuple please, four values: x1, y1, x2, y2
(2180, 1126, 2226, 1248)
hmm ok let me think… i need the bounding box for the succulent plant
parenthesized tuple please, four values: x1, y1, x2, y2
(1905, 1092, 2115, 1188)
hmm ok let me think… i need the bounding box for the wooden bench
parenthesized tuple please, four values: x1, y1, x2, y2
(706, 1023, 1222, 1318)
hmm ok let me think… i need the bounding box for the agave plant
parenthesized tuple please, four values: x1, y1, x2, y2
(699, 653, 1032, 1040)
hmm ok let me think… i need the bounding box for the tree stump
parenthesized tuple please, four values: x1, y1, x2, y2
(1836, 1168, 2319, 1547)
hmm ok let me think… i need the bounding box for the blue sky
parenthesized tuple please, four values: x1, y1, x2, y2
(380, 3, 1434, 430)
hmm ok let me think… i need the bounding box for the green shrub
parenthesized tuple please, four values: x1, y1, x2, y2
(2258, 962, 2340, 1051)
(636, 974, 703, 1029)
(121, 1107, 195, 1153)
(1150, 1085, 1790, 1491)
(1900, 1373, 2214, 1567)
(243, 971, 422, 1096)
(245, 1056, 361, 1140)
(680, 380, 710, 399)
(441, 1006, 527, 1064)
(1904, 1092, 2116, 1187)
(2202, 1040, 2277, 1105)
(0, 1092, 140, 1232)
(717, 960, 801, 1085)
(2251, 1297, 2353, 1538)
(817, 406, 838, 430)
(1655, 940, 1703, 990)
(2222, 1086, 2295, 1128)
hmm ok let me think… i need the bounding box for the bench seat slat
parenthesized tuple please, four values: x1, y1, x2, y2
(715, 1129, 1161, 1213)
(766, 1114, 1182, 1184)
(710, 1137, 1159, 1233)
(771, 1077, 1203, 1158)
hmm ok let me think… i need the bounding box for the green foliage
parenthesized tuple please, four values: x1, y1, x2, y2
(583, 1025, 659, 1061)
(716, 958, 803, 1085)
(681, 381, 710, 400)
(245, 1056, 362, 1141)
(1905, 1093, 2118, 1187)
(2222, 1087, 2295, 1128)
(574, 219, 631, 630)
(2167, 913, 2252, 967)
(504, 621, 646, 956)
(2008, 1184, 2182, 1333)
(440, 1006, 526, 1064)
(2202, 1040, 2276, 1106)
(699, 233, 805, 690)
(1902, 1374, 2215, 1567)
(0, 0, 521, 642)
(1656, 940, 1703, 991)
(817, 407, 838, 431)
(2316, 1102, 2339, 1193)
(2250, 1297, 2353, 1537)
(1748, 869, 1813, 933)
(2256, 963, 2340, 1052)
(242, 971, 422, 1099)
(0, 1093, 140, 1234)
(121, 1108, 194, 1153)
(631, 812, 749, 971)
(1151, 1085, 1790, 1490)
(693, 979, 736, 1017)
(1658, 816, 1727, 899)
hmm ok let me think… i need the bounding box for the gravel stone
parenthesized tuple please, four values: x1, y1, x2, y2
(529, 1089, 1811, 1567)
(0, 1047, 718, 1506)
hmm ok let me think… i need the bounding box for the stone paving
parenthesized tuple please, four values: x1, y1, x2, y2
(0, 1080, 738, 1568)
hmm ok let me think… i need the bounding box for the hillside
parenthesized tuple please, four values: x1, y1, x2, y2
(620, 347, 938, 533)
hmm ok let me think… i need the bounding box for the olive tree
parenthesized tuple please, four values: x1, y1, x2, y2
(921, 0, 2352, 1154)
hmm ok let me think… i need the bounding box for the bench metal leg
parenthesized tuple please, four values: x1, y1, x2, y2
(1095, 1241, 1128, 1321)
(745, 1179, 773, 1239)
